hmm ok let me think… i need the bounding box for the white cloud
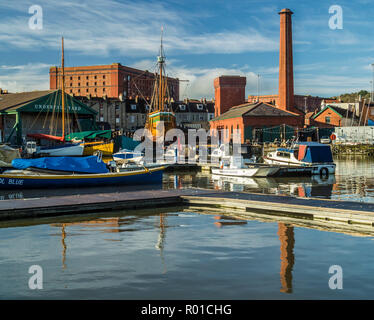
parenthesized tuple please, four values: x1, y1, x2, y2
(0, 0, 278, 56)
(0, 63, 50, 92)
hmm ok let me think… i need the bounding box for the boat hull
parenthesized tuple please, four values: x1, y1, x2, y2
(0, 167, 164, 189)
(211, 166, 280, 177)
(82, 141, 114, 156)
(263, 157, 336, 175)
(38, 144, 84, 157)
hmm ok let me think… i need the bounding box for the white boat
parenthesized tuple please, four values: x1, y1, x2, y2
(112, 149, 143, 162)
(263, 142, 336, 176)
(211, 156, 281, 177)
(37, 143, 84, 157)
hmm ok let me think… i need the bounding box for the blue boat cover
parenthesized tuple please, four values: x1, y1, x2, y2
(299, 143, 333, 163)
(368, 119, 374, 126)
(12, 156, 109, 174)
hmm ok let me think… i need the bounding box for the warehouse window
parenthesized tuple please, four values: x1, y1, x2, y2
(78, 76, 80, 80)
(86, 76, 89, 80)
(325, 116, 331, 123)
(103, 75, 106, 79)
(103, 81, 106, 86)
(103, 88, 106, 92)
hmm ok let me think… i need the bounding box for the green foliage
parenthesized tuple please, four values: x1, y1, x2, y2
(335, 90, 371, 103)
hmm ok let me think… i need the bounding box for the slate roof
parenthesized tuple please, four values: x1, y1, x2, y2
(211, 102, 300, 121)
(0, 90, 54, 112)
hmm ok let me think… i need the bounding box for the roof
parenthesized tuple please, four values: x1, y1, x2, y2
(0, 90, 96, 115)
(211, 102, 301, 121)
(313, 105, 359, 120)
(0, 90, 54, 112)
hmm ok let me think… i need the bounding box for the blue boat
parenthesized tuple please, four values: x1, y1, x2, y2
(0, 166, 164, 189)
(0, 156, 164, 189)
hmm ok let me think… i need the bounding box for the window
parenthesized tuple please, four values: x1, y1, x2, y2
(78, 89, 80, 93)
(130, 104, 137, 110)
(325, 116, 331, 123)
(103, 75, 106, 79)
(70, 83, 72, 87)
(103, 88, 106, 92)
(94, 88, 97, 92)
(70, 76, 72, 80)
(78, 83, 80, 86)
(86, 82, 89, 86)
(78, 76, 80, 80)
(130, 115, 135, 123)
(86, 89, 89, 93)
(197, 104, 203, 110)
(94, 75, 97, 79)
(94, 82, 97, 86)
(103, 81, 106, 86)
(86, 76, 89, 80)
(70, 89, 73, 93)
(179, 104, 186, 110)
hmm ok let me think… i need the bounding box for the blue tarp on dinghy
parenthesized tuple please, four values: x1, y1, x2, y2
(368, 119, 374, 126)
(11, 156, 109, 174)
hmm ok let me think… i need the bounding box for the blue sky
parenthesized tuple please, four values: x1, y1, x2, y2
(0, 0, 373, 99)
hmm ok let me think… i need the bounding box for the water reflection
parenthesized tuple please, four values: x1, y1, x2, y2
(49, 214, 169, 271)
(277, 223, 295, 294)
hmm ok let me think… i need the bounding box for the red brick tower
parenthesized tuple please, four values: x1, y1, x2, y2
(214, 76, 246, 117)
(278, 8, 294, 112)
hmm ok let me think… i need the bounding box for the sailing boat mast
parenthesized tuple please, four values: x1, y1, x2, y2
(158, 27, 165, 112)
(61, 36, 65, 140)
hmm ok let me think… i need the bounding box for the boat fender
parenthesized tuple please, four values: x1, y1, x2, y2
(319, 167, 329, 177)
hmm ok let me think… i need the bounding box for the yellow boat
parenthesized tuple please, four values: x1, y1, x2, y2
(82, 141, 114, 156)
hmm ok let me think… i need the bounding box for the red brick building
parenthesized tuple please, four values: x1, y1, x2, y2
(312, 105, 360, 127)
(50, 63, 179, 101)
(210, 8, 304, 143)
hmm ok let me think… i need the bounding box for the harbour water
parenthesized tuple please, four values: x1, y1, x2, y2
(0, 157, 374, 299)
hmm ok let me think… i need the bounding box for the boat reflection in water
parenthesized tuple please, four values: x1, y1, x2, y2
(211, 174, 336, 199)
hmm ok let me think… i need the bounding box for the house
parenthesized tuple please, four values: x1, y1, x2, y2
(312, 105, 360, 127)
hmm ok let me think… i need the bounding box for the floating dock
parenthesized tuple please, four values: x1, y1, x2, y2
(1, 189, 374, 234)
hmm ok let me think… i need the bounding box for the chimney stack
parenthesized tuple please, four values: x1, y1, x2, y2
(278, 8, 294, 112)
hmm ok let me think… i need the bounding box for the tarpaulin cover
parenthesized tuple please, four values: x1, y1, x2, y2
(298, 142, 333, 163)
(368, 119, 374, 126)
(65, 130, 112, 141)
(121, 135, 140, 151)
(11, 156, 109, 174)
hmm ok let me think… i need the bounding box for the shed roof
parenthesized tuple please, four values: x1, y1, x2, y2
(211, 102, 300, 121)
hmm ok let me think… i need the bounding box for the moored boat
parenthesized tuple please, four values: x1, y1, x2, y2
(263, 142, 336, 176)
(113, 149, 143, 162)
(211, 156, 281, 177)
(0, 165, 164, 189)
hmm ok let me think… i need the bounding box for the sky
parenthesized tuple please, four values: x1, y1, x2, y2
(0, 0, 373, 100)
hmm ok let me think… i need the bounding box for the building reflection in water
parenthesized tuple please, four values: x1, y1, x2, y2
(277, 223, 295, 293)
(61, 224, 67, 270)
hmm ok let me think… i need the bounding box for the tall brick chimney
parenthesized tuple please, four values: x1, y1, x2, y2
(214, 75, 246, 117)
(278, 8, 294, 112)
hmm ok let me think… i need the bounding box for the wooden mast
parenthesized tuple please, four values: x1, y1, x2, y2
(61, 36, 65, 140)
(158, 27, 164, 112)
